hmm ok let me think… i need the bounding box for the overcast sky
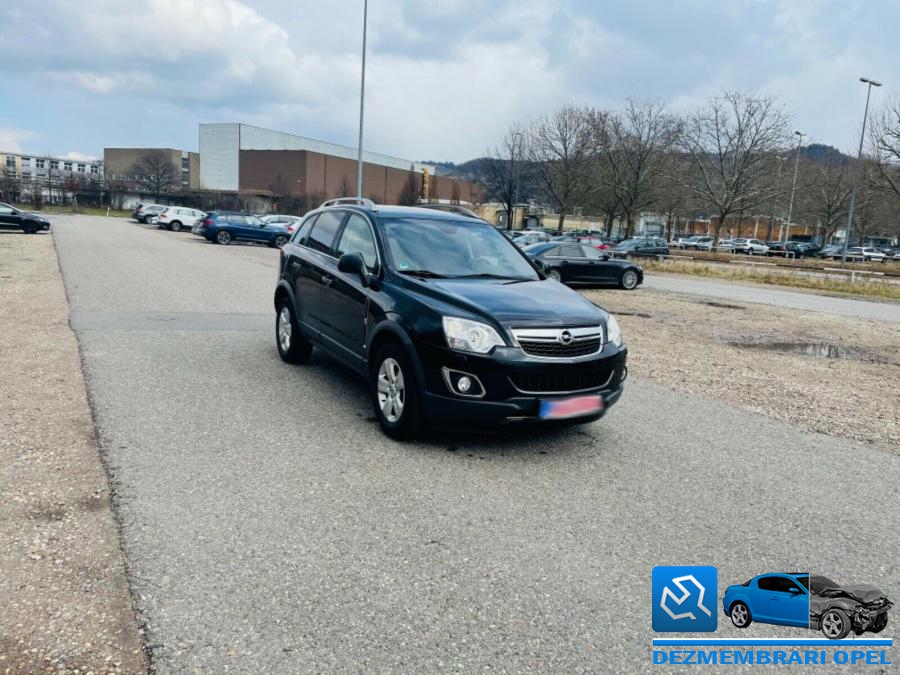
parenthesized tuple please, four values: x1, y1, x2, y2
(1, 0, 897, 163)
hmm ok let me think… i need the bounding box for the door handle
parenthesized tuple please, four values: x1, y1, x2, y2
(321, 275, 333, 286)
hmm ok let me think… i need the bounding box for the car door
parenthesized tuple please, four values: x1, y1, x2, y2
(557, 244, 588, 281)
(581, 245, 618, 283)
(318, 212, 380, 367)
(0, 203, 19, 229)
(297, 210, 346, 333)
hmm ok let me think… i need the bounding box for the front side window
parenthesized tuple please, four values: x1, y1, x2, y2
(380, 217, 539, 280)
(336, 214, 378, 270)
(307, 210, 345, 254)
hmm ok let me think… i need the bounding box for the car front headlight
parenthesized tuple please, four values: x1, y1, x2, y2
(442, 316, 505, 354)
(605, 314, 623, 347)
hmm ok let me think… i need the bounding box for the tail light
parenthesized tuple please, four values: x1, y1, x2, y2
(202, 218, 213, 226)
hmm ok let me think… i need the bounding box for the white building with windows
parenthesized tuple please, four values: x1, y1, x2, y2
(0, 150, 103, 181)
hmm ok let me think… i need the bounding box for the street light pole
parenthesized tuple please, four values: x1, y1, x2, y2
(509, 132, 523, 230)
(355, 0, 368, 199)
(783, 130, 804, 243)
(842, 77, 881, 262)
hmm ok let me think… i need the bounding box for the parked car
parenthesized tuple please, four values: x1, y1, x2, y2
(0, 202, 51, 233)
(716, 239, 735, 251)
(274, 198, 628, 439)
(730, 238, 769, 255)
(155, 207, 206, 232)
(131, 204, 167, 224)
(723, 573, 810, 631)
(613, 237, 669, 257)
(809, 575, 891, 639)
(262, 214, 303, 229)
(194, 211, 291, 247)
(511, 231, 551, 248)
(675, 235, 713, 250)
(524, 242, 643, 289)
(843, 246, 888, 262)
(817, 244, 844, 259)
(577, 236, 610, 250)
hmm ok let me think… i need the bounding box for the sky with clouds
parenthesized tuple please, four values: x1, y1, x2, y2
(1, 0, 897, 162)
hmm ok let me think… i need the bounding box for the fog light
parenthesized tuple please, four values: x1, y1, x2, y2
(620, 367, 628, 382)
(441, 367, 485, 398)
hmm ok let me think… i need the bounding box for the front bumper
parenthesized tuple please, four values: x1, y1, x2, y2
(418, 342, 628, 428)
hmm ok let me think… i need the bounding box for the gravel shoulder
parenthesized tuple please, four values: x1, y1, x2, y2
(0, 232, 147, 674)
(585, 285, 900, 454)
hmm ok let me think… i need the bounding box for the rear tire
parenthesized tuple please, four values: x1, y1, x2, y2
(730, 601, 752, 628)
(274, 234, 288, 248)
(371, 343, 423, 441)
(275, 300, 312, 364)
(216, 230, 232, 245)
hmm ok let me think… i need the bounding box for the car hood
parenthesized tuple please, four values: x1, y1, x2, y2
(407, 278, 606, 327)
(814, 584, 887, 604)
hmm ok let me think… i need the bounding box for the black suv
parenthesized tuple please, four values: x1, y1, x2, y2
(0, 202, 51, 233)
(274, 199, 628, 439)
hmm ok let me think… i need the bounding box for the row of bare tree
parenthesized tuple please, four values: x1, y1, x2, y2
(484, 92, 900, 244)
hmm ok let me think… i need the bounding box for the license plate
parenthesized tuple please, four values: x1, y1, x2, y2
(539, 395, 603, 420)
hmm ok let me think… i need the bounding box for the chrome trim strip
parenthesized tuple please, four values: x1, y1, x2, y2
(510, 325, 605, 359)
(509, 368, 615, 395)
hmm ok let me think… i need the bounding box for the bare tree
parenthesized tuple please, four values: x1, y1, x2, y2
(527, 105, 593, 231)
(0, 169, 20, 203)
(129, 150, 177, 200)
(397, 165, 420, 205)
(674, 92, 791, 245)
(450, 181, 461, 205)
(795, 159, 854, 243)
(871, 97, 900, 206)
(338, 174, 353, 198)
(483, 124, 527, 229)
(269, 172, 290, 213)
(591, 100, 673, 238)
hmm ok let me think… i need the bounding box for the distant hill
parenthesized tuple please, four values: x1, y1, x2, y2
(420, 158, 492, 181)
(801, 143, 851, 165)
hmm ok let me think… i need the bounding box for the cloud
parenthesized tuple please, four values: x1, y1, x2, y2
(63, 151, 100, 162)
(0, 126, 39, 153)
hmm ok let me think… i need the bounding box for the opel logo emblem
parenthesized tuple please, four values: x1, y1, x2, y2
(559, 330, 573, 345)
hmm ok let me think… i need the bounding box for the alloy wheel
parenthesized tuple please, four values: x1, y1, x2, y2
(548, 269, 562, 282)
(377, 357, 405, 423)
(731, 604, 749, 627)
(821, 611, 844, 638)
(622, 270, 638, 289)
(217, 230, 231, 244)
(277, 307, 292, 352)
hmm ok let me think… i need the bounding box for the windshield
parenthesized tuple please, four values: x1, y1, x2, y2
(809, 576, 837, 594)
(381, 217, 539, 280)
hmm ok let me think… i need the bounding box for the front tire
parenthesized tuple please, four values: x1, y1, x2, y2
(820, 608, 851, 639)
(371, 343, 423, 441)
(872, 613, 888, 633)
(275, 300, 312, 364)
(730, 601, 752, 629)
(170, 221, 183, 232)
(547, 268, 562, 282)
(620, 269, 639, 290)
(216, 230, 232, 245)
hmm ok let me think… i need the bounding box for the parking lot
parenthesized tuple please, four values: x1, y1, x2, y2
(24, 214, 893, 672)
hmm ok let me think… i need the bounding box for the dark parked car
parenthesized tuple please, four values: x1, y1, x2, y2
(194, 211, 291, 247)
(809, 575, 891, 639)
(274, 198, 628, 439)
(0, 202, 51, 233)
(613, 237, 669, 257)
(524, 242, 643, 289)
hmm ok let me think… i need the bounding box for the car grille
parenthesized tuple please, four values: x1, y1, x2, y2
(511, 326, 603, 359)
(517, 338, 601, 358)
(510, 368, 614, 394)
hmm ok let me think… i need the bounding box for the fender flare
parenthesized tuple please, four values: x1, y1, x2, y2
(368, 316, 428, 396)
(273, 280, 297, 312)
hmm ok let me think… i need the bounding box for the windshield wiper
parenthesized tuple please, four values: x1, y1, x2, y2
(398, 269, 449, 279)
(450, 273, 530, 280)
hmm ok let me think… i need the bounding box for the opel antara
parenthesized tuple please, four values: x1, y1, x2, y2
(274, 199, 628, 439)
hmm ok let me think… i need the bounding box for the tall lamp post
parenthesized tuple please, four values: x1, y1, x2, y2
(842, 77, 881, 262)
(355, 0, 368, 199)
(783, 130, 805, 243)
(509, 131, 523, 230)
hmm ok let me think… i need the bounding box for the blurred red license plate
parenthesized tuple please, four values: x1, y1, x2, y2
(539, 395, 603, 420)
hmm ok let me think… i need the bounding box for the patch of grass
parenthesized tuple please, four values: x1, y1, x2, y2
(642, 259, 900, 301)
(13, 204, 131, 218)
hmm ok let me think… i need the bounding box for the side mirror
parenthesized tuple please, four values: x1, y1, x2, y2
(338, 252, 370, 287)
(533, 258, 549, 272)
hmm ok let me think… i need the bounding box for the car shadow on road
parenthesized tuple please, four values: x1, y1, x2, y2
(278, 347, 601, 459)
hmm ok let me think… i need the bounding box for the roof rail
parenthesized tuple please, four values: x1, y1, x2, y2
(415, 203, 480, 219)
(319, 197, 377, 210)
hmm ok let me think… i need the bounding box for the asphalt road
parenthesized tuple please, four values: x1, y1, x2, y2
(643, 273, 900, 322)
(52, 216, 899, 673)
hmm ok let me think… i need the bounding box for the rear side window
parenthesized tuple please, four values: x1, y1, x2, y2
(560, 245, 584, 258)
(306, 210, 344, 254)
(294, 214, 317, 243)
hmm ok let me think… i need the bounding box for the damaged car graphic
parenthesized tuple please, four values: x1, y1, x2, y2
(809, 575, 892, 640)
